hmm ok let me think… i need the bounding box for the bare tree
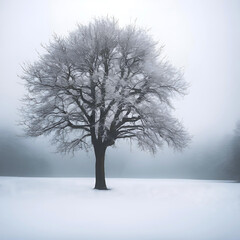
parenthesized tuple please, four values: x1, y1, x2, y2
(20, 17, 190, 189)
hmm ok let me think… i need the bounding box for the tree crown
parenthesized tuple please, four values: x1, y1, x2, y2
(21, 17, 189, 153)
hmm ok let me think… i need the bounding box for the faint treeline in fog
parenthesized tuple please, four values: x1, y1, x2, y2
(0, 127, 239, 180)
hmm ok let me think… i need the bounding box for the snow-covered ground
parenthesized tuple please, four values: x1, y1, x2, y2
(0, 177, 239, 240)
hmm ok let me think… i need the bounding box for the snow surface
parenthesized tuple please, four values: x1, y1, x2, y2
(0, 177, 240, 240)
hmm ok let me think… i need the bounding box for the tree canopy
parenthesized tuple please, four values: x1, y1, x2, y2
(21, 17, 189, 153)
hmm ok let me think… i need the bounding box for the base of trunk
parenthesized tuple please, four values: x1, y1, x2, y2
(94, 186, 108, 190)
(94, 179, 108, 190)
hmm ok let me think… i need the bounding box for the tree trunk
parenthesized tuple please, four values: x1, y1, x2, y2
(94, 144, 108, 190)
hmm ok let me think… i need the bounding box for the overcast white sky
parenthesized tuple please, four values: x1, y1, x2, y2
(0, 0, 240, 164)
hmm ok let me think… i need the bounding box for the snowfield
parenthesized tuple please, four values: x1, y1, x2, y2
(0, 177, 240, 240)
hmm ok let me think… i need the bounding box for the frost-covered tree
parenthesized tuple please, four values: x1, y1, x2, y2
(20, 17, 189, 189)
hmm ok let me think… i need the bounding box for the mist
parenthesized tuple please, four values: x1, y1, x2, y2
(0, 127, 235, 180)
(1, 0, 240, 179)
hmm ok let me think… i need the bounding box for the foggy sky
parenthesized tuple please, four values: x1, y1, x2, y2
(0, 0, 240, 178)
